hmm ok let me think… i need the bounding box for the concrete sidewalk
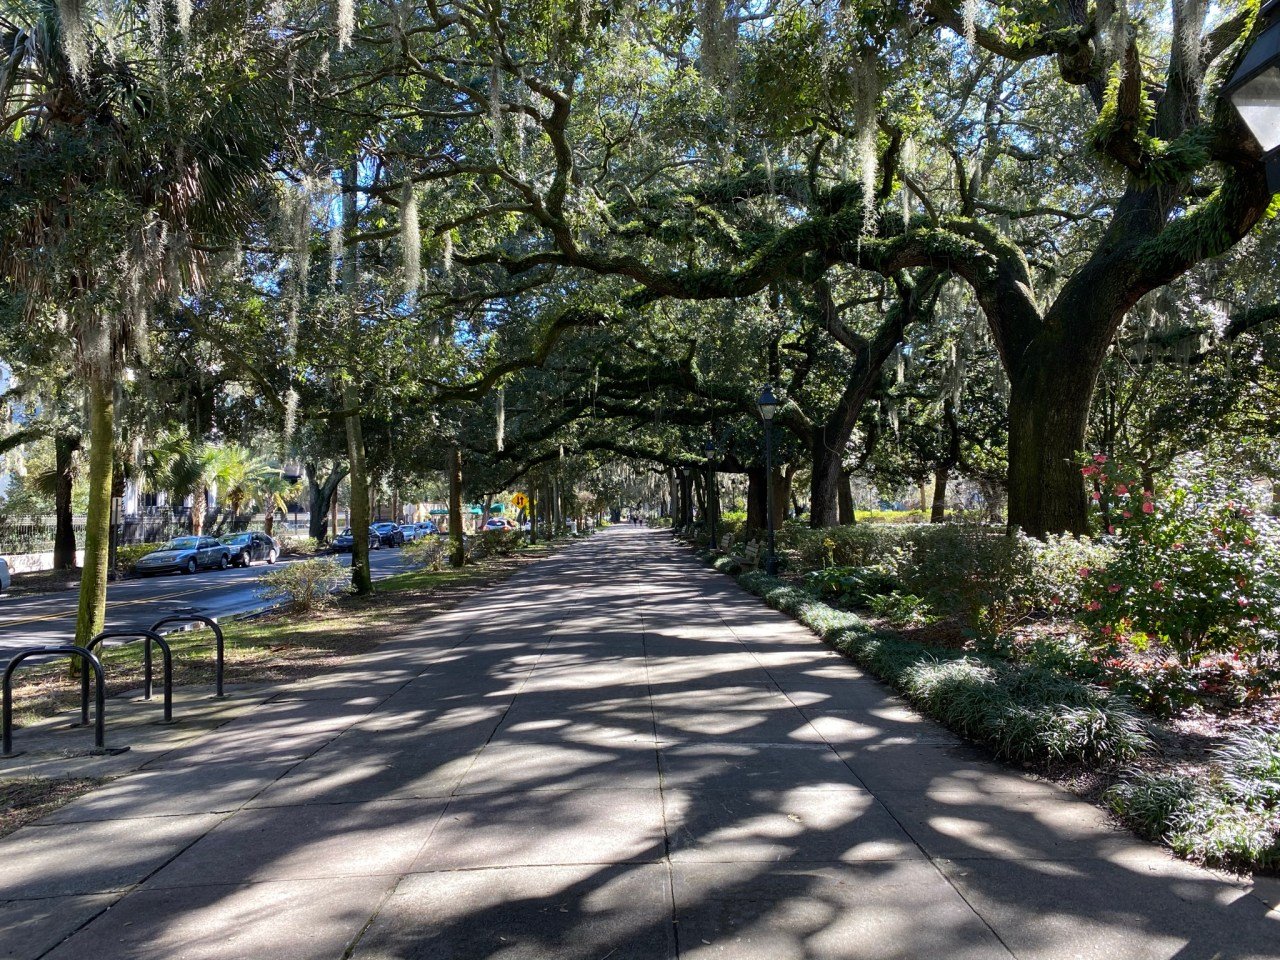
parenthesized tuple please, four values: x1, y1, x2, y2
(0, 526, 1275, 959)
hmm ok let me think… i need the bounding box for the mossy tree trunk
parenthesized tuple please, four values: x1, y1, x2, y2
(73, 372, 114, 648)
(306, 462, 347, 541)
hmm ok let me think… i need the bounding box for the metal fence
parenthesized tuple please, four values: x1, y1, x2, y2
(0, 509, 316, 555)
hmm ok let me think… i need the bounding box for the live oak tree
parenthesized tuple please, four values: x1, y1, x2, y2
(321, 0, 1279, 536)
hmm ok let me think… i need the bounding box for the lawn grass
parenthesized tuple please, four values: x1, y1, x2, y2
(5, 538, 568, 726)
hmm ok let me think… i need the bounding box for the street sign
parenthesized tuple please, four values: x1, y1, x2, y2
(511, 493, 529, 509)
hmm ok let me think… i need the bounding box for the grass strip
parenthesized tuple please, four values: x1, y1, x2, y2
(6, 540, 565, 726)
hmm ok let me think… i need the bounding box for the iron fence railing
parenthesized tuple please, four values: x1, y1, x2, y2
(0, 510, 316, 555)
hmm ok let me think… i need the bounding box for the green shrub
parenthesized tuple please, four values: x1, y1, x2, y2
(783, 523, 1108, 635)
(279, 535, 319, 557)
(480, 529, 527, 555)
(867, 591, 936, 626)
(403, 537, 449, 571)
(257, 557, 351, 613)
(804, 564, 900, 606)
(781, 525, 910, 570)
(115, 543, 157, 573)
(1080, 458, 1280, 668)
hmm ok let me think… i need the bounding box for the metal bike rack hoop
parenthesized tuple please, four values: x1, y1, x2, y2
(150, 613, 225, 698)
(2, 646, 129, 758)
(87, 629, 174, 724)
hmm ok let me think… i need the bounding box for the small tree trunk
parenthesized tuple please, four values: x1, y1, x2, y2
(837, 471, 855, 525)
(449, 447, 465, 565)
(931, 468, 949, 523)
(53, 430, 79, 569)
(343, 384, 373, 595)
(74, 373, 114, 648)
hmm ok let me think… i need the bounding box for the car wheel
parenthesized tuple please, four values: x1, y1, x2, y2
(185, 558, 198, 575)
(218, 554, 230, 570)
(267, 549, 278, 564)
(239, 551, 251, 567)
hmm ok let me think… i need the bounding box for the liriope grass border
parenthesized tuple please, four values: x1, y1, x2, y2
(699, 544, 1280, 874)
(702, 554, 1150, 766)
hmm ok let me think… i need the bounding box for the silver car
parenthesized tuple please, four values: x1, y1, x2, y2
(135, 536, 232, 576)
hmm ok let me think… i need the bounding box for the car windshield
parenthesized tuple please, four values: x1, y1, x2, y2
(164, 538, 200, 550)
(221, 534, 251, 545)
(340, 528, 353, 536)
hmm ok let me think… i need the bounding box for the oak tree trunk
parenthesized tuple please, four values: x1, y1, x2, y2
(931, 468, 949, 523)
(837, 471, 855, 525)
(1006, 340, 1100, 537)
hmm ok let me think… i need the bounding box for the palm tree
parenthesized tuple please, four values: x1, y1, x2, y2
(0, 1, 296, 643)
(251, 471, 303, 537)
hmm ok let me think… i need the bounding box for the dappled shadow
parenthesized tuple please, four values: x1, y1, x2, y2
(2, 527, 1275, 959)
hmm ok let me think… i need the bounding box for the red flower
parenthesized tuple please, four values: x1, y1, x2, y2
(1115, 483, 1129, 495)
(1122, 510, 1132, 519)
(1141, 502, 1154, 514)
(1093, 453, 1109, 464)
(1077, 567, 1091, 578)
(1108, 584, 1122, 593)
(1152, 580, 1165, 591)
(1081, 465, 1099, 477)
(1087, 601, 1102, 612)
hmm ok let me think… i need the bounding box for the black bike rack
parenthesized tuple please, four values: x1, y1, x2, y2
(86, 630, 173, 724)
(150, 613, 225, 698)
(2, 646, 128, 758)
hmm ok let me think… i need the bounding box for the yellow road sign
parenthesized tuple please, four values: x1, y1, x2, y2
(511, 493, 529, 509)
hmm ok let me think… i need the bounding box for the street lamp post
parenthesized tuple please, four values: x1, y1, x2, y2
(704, 437, 718, 551)
(757, 385, 779, 577)
(1225, 0, 1280, 191)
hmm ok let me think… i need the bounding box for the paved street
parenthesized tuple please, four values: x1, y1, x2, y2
(0, 525, 1276, 959)
(0, 548, 407, 656)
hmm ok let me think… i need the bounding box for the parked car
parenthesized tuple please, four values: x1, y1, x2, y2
(399, 523, 420, 543)
(331, 527, 381, 553)
(135, 536, 232, 576)
(483, 517, 518, 531)
(371, 521, 405, 546)
(415, 520, 440, 536)
(220, 532, 280, 567)
(0, 557, 9, 593)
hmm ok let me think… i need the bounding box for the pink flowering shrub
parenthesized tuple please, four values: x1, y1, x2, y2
(1079, 456, 1280, 678)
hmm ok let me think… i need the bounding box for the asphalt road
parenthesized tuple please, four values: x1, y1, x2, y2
(0, 548, 409, 659)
